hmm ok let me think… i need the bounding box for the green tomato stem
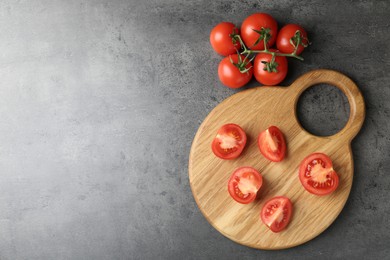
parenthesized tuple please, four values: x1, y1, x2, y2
(291, 31, 301, 56)
(234, 35, 304, 61)
(263, 33, 269, 52)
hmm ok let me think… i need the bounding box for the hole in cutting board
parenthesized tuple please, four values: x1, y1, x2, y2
(297, 84, 350, 137)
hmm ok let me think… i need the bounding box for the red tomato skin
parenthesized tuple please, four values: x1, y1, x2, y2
(253, 50, 288, 86)
(276, 24, 308, 55)
(210, 22, 241, 56)
(257, 126, 286, 162)
(218, 54, 253, 89)
(228, 167, 263, 204)
(241, 13, 278, 50)
(261, 196, 293, 233)
(299, 153, 339, 196)
(211, 123, 247, 160)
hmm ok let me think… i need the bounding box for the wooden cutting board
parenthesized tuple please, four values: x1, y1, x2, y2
(188, 69, 365, 250)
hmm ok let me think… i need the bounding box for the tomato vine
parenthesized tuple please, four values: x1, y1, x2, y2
(232, 28, 309, 73)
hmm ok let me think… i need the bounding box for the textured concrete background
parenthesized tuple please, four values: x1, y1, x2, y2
(0, 0, 389, 259)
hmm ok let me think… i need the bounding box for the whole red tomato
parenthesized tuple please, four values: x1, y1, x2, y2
(253, 50, 288, 86)
(218, 54, 253, 88)
(210, 22, 241, 56)
(241, 13, 278, 50)
(276, 24, 308, 55)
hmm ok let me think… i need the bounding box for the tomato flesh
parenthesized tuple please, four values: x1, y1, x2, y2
(258, 126, 286, 162)
(261, 196, 292, 232)
(299, 153, 339, 196)
(211, 124, 247, 160)
(228, 167, 263, 204)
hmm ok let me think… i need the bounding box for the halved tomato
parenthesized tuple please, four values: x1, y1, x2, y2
(299, 153, 339, 196)
(228, 167, 263, 204)
(211, 124, 247, 160)
(257, 126, 286, 162)
(261, 196, 292, 233)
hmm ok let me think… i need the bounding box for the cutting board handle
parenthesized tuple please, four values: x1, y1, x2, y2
(290, 69, 365, 141)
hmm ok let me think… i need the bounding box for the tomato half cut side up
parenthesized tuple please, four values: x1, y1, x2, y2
(228, 167, 263, 204)
(261, 196, 293, 233)
(299, 153, 339, 196)
(258, 126, 286, 162)
(211, 124, 247, 160)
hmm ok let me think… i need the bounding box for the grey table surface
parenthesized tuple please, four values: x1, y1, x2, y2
(1, 0, 389, 259)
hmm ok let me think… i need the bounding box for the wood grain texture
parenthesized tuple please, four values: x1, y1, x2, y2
(188, 69, 365, 250)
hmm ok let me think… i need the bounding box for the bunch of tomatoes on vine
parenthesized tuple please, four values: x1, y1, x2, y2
(210, 13, 310, 88)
